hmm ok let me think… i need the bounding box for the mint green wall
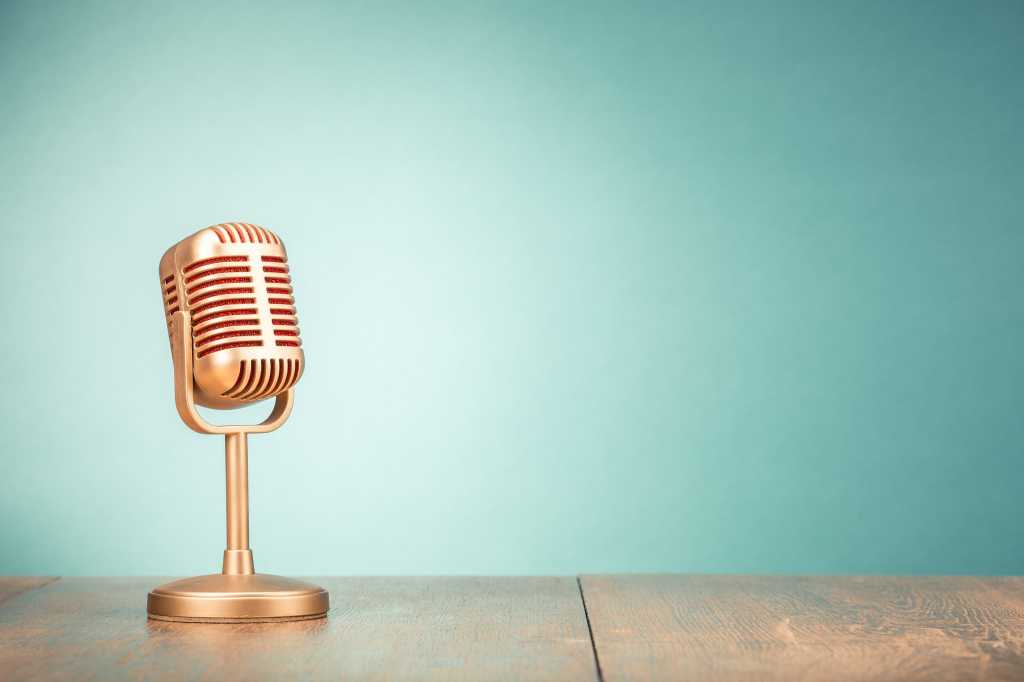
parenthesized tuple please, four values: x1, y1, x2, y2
(1, 1, 1022, 576)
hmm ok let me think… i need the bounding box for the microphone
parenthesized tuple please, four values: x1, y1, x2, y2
(159, 221, 303, 410)
(147, 222, 329, 623)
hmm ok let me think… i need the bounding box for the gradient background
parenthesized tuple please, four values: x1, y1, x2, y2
(1, 1, 1022, 577)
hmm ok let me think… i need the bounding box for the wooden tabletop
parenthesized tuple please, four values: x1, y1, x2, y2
(1, 575, 1022, 681)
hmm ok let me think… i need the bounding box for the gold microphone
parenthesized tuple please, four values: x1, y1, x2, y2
(147, 222, 329, 623)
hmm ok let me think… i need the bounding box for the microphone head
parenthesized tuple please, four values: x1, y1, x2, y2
(159, 222, 303, 410)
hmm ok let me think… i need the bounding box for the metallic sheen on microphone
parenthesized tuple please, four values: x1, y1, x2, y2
(158, 222, 303, 409)
(147, 222, 328, 623)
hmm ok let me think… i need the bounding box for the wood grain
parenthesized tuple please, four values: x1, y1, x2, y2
(0, 576, 597, 681)
(580, 574, 1024, 682)
(7, 575, 1024, 681)
(0, 578, 58, 609)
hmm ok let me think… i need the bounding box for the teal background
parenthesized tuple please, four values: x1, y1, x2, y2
(1, 1, 1022, 577)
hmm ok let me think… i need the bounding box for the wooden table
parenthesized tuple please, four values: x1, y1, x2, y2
(1, 575, 1022, 680)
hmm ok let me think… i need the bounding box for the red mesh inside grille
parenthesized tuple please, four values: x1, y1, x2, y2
(185, 266, 250, 284)
(173, 249, 300, 360)
(195, 318, 259, 336)
(191, 297, 257, 316)
(184, 255, 247, 273)
(198, 340, 262, 358)
(196, 329, 261, 347)
(192, 307, 258, 327)
(189, 286, 255, 305)
(186, 276, 253, 295)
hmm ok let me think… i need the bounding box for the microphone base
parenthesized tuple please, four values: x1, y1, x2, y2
(147, 573, 329, 623)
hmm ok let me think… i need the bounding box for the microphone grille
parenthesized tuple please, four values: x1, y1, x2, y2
(160, 223, 304, 406)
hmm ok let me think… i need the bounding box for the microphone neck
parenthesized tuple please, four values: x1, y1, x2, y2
(223, 432, 255, 576)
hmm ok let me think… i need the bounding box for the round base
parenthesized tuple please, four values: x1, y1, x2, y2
(147, 573, 329, 623)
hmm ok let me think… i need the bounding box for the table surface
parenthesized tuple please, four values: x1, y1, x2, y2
(1, 575, 1022, 681)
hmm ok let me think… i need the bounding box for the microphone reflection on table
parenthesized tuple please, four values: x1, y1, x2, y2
(147, 222, 329, 623)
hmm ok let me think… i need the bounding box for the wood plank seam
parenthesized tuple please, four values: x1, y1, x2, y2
(577, 576, 605, 682)
(579, 574, 1024, 682)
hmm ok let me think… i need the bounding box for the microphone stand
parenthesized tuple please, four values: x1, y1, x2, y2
(224, 432, 254, 576)
(146, 311, 329, 622)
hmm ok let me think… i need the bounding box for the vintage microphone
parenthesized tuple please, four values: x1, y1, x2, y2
(147, 222, 329, 622)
